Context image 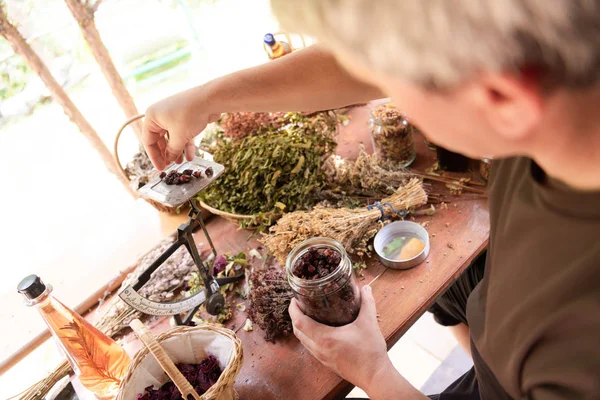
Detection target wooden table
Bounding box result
[74,105,490,399]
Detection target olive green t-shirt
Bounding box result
[466,157,600,399]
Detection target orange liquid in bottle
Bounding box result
[19,276,130,399]
[39,298,130,398]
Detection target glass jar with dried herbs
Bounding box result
[369,104,417,167]
[286,238,361,326]
[480,158,492,183]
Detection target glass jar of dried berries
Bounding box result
[286,237,361,326]
[369,104,417,167]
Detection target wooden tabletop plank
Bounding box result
[137,106,488,400]
[231,198,489,400]
[76,104,490,400]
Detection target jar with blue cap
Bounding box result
[264,33,291,60]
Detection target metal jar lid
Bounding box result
[374,221,430,269]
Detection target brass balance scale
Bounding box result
[118,157,244,325]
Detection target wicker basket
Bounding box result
[199,201,287,229]
[117,324,243,400]
[198,201,255,225]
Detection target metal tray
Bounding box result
[138,157,224,208]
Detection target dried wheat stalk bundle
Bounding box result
[321,146,414,197]
[262,178,427,264]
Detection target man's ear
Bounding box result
[471,73,543,140]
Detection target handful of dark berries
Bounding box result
[159,167,214,185]
[136,355,222,399]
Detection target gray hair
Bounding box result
[270,0,600,89]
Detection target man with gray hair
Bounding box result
[141,1,600,398]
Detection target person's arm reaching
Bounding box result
[364,362,426,400]
[142,44,384,170]
[289,286,427,400]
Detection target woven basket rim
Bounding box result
[198,201,284,230]
[198,201,255,221]
[118,324,243,399]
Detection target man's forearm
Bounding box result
[199,45,384,115]
[365,358,428,400]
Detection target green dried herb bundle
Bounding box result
[262,178,428,264]
[196,112,338,228]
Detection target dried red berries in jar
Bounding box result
[286,238,361,326]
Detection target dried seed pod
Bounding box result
[179,175,191,183]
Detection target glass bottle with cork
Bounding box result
[17,275,130,398]
[264,33,292,60]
